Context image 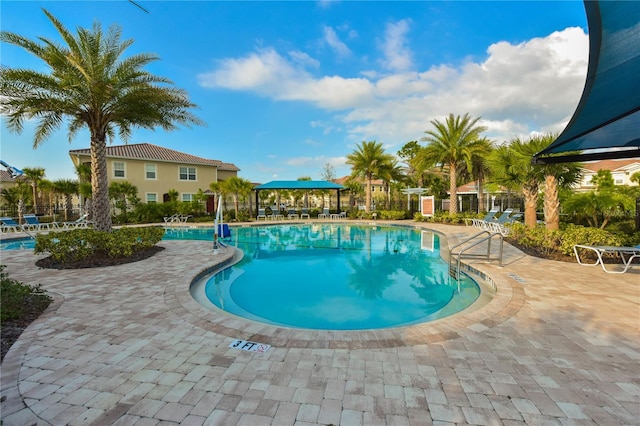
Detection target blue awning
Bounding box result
[533,1,640,164]
[254,180,345,190]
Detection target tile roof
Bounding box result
[581,158,640,172]
[0,170,16,182]
[69,143,239,171]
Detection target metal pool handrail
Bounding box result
[448,230,504,283]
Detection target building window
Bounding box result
[113,161,125,178]
[179,166,196,181]
[615,179,623,185]
[181,193,194,202]
[145,164,157,180]
[146,193,157,203]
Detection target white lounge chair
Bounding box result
[287,208,299,219]
[23,214,54,231]
[257,208,267,221]
[1,217,23,233]
[62,213,91,229]
[318,208,330,219]
[573,244,640,274]
[300,208,310,219]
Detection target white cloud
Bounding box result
[379,19,413,71]
[200,26,588,147]
[288,50,320,69]
[323,26,351,57]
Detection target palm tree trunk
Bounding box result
[477,173,485,213]
[522,186,538,228]
[543,174,560,231]
[449,164,458,215]
[365,175,372,212]
[90,135,113,232]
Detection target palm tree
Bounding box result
[109,181,139,219]
[538,135,582,230]
[0,10,202,232]
[346,141,395,212]
[222,176,253,221]
[420,113,488,215]
[378,158,406,209]
[53,179,79,221]
[21,167,46,214]
[75,164,92,217]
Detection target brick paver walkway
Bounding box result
[1,222,638,425]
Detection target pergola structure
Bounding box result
[254,180,346,213]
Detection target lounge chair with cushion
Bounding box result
[1,217,23,233]
[469,207,501,228]
[318,208,330,219]
[257,208,267,221]
[300,208,310,219]
[23,214,54,231]
[573,244,640,274]
[287,208,299,220]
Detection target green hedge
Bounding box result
[507,223,639,257]
[34,227,165,263]
[413,211,481,224]
[1,265,52,323]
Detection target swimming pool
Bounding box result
[182,224,480,330]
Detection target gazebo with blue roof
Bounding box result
[254,180,346,215]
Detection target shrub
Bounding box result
[377,210,409,220]
[1,265,52,323]
[34,227,165,263]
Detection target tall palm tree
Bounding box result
[537,134,583,230]
[346,141,395,212]
[222,176,253,221]
[0,9,202,232]
[378,158,406,209]
[488,137,547,227]
[420,113,488,215]
[53,179,79,221]
[21,167,46,214]
[75,163,92,217]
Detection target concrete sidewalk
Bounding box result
[1,222,638,425]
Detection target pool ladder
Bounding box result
[448,230,504,282]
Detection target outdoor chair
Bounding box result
[287,208,299,220]
[23,214,54,232]
[468,207,500,228]
[1,217,23,233]
[573,244,640,274]
[257,208,267,221]
[269,206,284,220]
[318,208,330,219]
[300,208,310,219]
[62,213,91,229]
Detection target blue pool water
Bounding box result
[179,224,480,330]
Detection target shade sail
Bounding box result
[254,180,345,190]
[533,0,640,164]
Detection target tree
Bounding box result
[109,181,139,220]
[346,141,394,212]
[222,176,253,221]
[378,158,406,209]
[420,113,488,215]
[53,179,79,221]
[75,163,92,217]
[21,167,46,214]
[1,9,202,232]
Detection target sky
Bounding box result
[1,0,589,184]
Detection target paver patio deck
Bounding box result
[1,222,638,425]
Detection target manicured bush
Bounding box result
[377,210,410,220]
[506,223,638,258]
[1,265,52,323]
[34,227,165,263]
[414,211,481,224]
